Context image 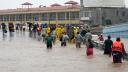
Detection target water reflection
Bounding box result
[2,34,7,41]
[9,32,14,41]
[46,47,53,52]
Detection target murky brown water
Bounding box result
[0,32,128,72]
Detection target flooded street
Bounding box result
[0,31,128,72]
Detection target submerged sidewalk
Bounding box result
[0,32,128,72]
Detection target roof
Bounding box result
[65,1,78,5]
[21,2,33,5]
[103,22,128,33]
[51,3,62,7]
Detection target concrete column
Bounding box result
[39,13,42,24]
[98,8,103,25]
[56,12,58,26]
[24,14,26,23]
[65,12,67,25]
[47,13,50,25]
[15,14,17,21]
[69,12,71,24]
[9,15,10,22]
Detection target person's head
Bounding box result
[116,37,120,41]
[77,32,79,34]
[48,33,51,36]
[1,23,5,25]
[88,39,91,42]
[88,30,90,32]
[63,32,66,35]
[108,35,111,39]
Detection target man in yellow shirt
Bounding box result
[46,26,51,34]
[56,26,61,39]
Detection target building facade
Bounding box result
[0,2,80,26]
[80,0,128,26]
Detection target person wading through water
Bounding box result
[103,35,113,57]
[112,37,127,63]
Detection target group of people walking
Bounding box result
[104,36,127,63]
[1,23,15,36]
[0,23,127,63]
[43,25,127,63]
[43,26,94,57]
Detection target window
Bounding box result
[26,14,32,21]
[58,12,65,20]
[19,15,22,21]
[116,11,119,16]
[0,16,3,21]
[33,14,39,21]
[16,14,22,21]
[70,12,79,20]
[16,15,19,21]
[49,13,56,20]
[122,11,125,16]
[3,16,6,21]
[66,12,69,20]
[84,11,91,17]
[10,15,15,21]
[42,13,48,21]
[3,15,9,21]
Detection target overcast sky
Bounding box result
[0,0,128,9]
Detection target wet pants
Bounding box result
[113,51,123,63]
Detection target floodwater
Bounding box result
[0,31,128,72]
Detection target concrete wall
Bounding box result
[82,0,125,7]
[80,7,128,26]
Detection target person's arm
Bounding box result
[111,40,113,48]
[121,43,127,56]
[104,40,106,45]
[67,35,69,40]
[80,35,84,41]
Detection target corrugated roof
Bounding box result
[65,1,78,5]
[21,2,33,5]
[51,3,62,7]
[103,23,128,33]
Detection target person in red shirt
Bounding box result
[98,34,104,41]
[37,26,42,40]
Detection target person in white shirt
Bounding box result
[61,32,69,47]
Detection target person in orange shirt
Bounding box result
[112,37,127,63]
